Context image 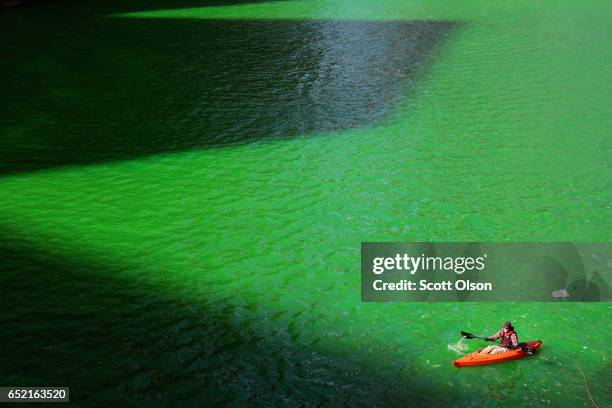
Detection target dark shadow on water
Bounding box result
[1,6,457,175]
[0,228,474,406]
[1,0,281,12]
[93,0,290,14]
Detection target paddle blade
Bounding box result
[461,331,476,339]
[517,342,535,355]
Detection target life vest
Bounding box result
[500,330,517,347]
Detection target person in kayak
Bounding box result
[479,321,518,355]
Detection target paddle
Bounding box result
[461,331,490,341]
[461,331,535,355]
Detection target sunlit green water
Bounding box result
[1,0,610,406]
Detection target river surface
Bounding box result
[1,1,610,406]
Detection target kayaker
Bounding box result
[479,321,518,355]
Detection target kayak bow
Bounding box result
[452,340,542,368]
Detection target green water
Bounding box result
[1,0,610,406]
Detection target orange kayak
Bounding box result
[452,340,542,368]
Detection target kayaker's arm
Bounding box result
[504,334,521,350]
[487,330,502,341]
